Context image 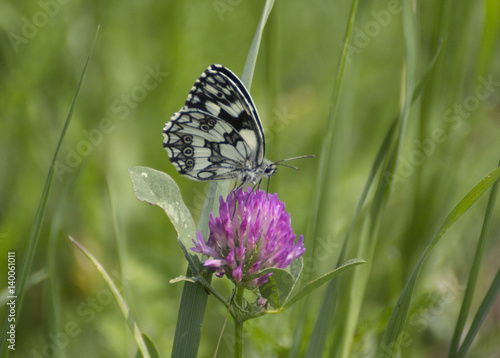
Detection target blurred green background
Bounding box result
[1,0,500,357]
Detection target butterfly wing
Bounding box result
[163,64,267,181]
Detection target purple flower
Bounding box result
[191,187,305,289]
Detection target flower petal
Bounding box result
[191,187,307,288]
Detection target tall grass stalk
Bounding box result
[68,237,152,358]
[0,27,99,357]
[456,266,500,357]
[332,2,418,357]
[449,160,500,357]
[378,166,500,357]
[299,1,360,356]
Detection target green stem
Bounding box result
[171,268,212,358]
[234,287,245,358]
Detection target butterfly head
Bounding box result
[263,161,277,178]
[243,155,315,184]
[239,160,276,184]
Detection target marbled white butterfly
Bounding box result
[162,64,311,185]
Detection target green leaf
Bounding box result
[259,275,280,308]
[290,257,303,282]
[285,259,365,309]
[135,334,161,358]
[377,166,500,358]
[128,166,197,260]
[69,237,151,358]
[259,257,305,309]
[129,167,233,356]
[259,268,295,308]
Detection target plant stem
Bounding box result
[234,287,245,358]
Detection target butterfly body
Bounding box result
[163,64,277,184]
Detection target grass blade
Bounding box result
[69,237,151,358]
[47,193,69,358]
[305,0,359,269]
[300,2,361,355]
[377,166,500,357]
[0,26,99,356]
[309,35,442,358]
[135,334,161,358]
[476,0,500,76]
[0,269,47,306]
[448,160,500,356]
[333,2,419,357]
[285,259,365,309]
[197,181,230,240]
[241,0,275,90]
[290,0,358,357]
[456,267,500,358]
[307,117,397,358]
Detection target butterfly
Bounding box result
[162,64,311,185]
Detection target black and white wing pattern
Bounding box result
[162,64,276,183]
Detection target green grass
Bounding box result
[1,1,500,357]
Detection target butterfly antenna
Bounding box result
[274,162,301,172]
[273,155,315,172]
[274,155,315,164]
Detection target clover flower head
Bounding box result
[191,187,305,289]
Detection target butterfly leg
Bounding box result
[231,181,240,218]
[231,181,258,217]
[264,178,271,198]
[243,182,259,207]
[233,179,246,194]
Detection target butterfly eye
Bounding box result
[265,165,276,174]
[183,147,194,156]
[217,91,223,98]
[200,124,210,131]
[183,135,193,144]
[207,119,216,126]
